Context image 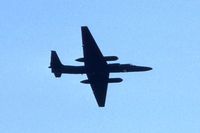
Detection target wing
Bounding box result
[81,26,109,107]
[81,26,107,69]
[88,73,109,107]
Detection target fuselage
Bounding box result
[54,63,152,74]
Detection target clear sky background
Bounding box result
[1,0,200,133]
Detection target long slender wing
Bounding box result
[88,73,109,107]
[81,26,107,69]
[81,26,109,107]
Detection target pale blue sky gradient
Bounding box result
[1,0,200,133]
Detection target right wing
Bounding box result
[88,73,109,107]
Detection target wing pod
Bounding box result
[76,56,118,62]
[104,56,118,61]
[80,79,90,84]
[75,58,84,62]
[108,78,123,83]
[81,78,123,84]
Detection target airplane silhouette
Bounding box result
[49,26,152,107]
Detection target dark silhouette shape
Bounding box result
[49,26,152,107]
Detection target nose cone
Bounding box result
[145,67,152,71]
[142,66,152,71]
[132,65,153,72]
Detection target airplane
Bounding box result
[49,26,152,107]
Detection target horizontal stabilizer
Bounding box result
[54,73,62,78]
[81,78,123,84]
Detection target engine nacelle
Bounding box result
[76,56,118,62]
[80,78,123,84]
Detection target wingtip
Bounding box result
[98,103,105,107]
[81,26,88,28]
[81,26,89,31]
[51,50,56,53]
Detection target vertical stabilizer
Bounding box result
[49,51,63,77]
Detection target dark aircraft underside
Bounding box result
[49,26,152,107]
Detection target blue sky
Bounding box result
[1,0,200,133]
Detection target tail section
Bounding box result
[49,51,63,77]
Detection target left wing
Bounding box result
[81,26,107,70]
[81,26,109,107]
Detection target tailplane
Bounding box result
[49,51,63,77]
